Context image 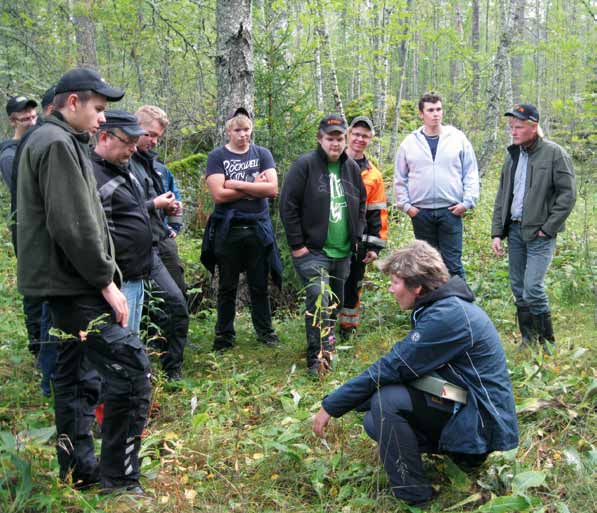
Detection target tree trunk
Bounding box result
[471,0,480,104]
[510,0,525,102]
[373,4,391,162]
[389,41,410,161]
[449,3,464,105]
[389,0,412,160]
[72,0,98,69]
[215,0,254,144]
[478,0,517,176]
[314,42,324,111]
[315,1,345,117]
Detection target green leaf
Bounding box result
[476,495,535,512]
[511,471,546,495]
[192,412,209,428]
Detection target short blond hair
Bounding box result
[225,112,252,132]
[135,105,169,129]
[377,241,449,294]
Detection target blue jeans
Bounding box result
[507,223,556,315]
[292,251,350,365]
[411,207,465,279]
[121,280,144,335]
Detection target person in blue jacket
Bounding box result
[313,240,518,506]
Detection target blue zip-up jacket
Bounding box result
[322,277,519,454]
[394,125,479,212]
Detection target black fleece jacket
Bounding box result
[279,145,366,252]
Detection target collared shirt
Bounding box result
[510,148,528,220]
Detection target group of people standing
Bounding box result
[3,68,189,494]
[2,65,575,503]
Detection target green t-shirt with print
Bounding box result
[323,161,350,258]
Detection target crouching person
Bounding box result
[313,241,518,506]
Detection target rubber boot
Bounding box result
[516,306,535,345]
[536,311,555,345]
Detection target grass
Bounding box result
[0,165,595,513]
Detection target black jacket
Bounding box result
[279,145,366,252]
[92,152,153,281]
[130,150,169,244]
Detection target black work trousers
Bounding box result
[146,248,189,377]
[48,294,151,487]
[363,385,488,504]
[158,236,187,296]
[214,225,274,342]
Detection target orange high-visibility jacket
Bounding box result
[361,160,388,252]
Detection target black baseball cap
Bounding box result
[100,110,147,136]
[41,86,56,109]
[504,104,539,122]
[319,114,347,134]
[349,115,374,132]
[55,68,124,101]
[227,107,251,120]
[6,96,38,116]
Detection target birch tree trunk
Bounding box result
[389,41,409,160]
[215,0,254,144]
[72,0,98,69]
[389,0,412,160]
[471,0,480,104]
[373,4,391,162]
[449,3,464,104]
[315,43,324,111]
[478,0,517,176]
[510,0,525,102]
[315,1,345,117]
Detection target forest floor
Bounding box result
[0,168,595,513]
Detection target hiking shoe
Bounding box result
[100,478,147,496]
[212,337,235,352]
[258,333,280,347]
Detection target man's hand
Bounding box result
[101,282,129,328]
[448,203,467,216]
[492,237,505,257]
[537,229,547,237]
[153,191,175,210]
[165,199,183,216]
[292,247,309,258]
[362,250,378,264]
[313,407,331,438]
[407,206,420,218]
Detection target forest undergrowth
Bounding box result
[0,166,595,513]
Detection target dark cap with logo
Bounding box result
[6,96,38,116]
[100,110,147,137]
[227,107,251,120]
[319,114,347,134]
[55,68,124,102]
[504,104,539,122]
[41,86,56,109]
[349,115,374,132]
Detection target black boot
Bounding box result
[516,306,535,344]
[536,312,555,344]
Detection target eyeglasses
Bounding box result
[108,131,138,147]
[350,132,371,140]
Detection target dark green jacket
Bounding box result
[491,137,576,242]
[17,112,119,296]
